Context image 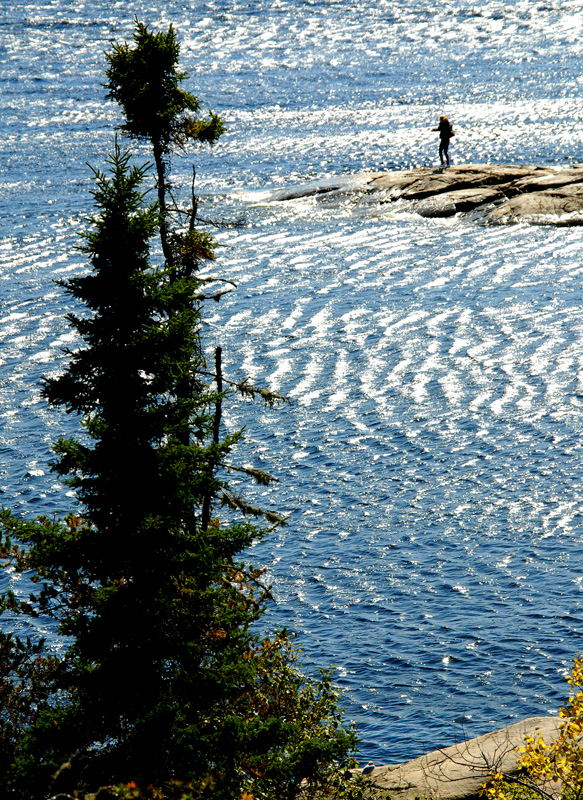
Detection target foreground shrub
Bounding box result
[485,656,583,800]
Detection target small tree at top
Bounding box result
[105,20,224,268]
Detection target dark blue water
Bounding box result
[3,0,583,766]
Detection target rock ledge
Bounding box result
[367,164,583,225]
[363,716,561,800]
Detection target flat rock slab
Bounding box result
[487,186,583,225]
[366,164,583,225]
[370,164,551,201]
[414,187,505,218]
[363,716,562,800]
[262,165,583,225]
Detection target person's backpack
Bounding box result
[449,123,455,137]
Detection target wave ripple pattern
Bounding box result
[211,210,583,763]
[3,0,583,765]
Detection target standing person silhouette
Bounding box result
[432,115,454,166]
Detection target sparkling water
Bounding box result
[3,0,583,764]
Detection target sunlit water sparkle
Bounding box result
[3,0,583,764]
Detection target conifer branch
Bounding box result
[219,491,287,526]
[194,214,247,229]
[201,347,223,532]
[196,371,290,406]
[189,165,198,231]
[171,208,247,230]
[234,380,290,406]
[224,565,274,603]
[223,464,279,486]
[194,288,233,302]
[197,276,237,288]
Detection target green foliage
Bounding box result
[105,20,225,153]
[105,19,225,269]
[0,19,360,800]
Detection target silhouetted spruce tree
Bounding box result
[0,20,361,800]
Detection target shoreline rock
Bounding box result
[363,716,561,800]
[366,164,583,225]
[262,164,583,225]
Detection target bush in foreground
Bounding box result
[485,657,583,800]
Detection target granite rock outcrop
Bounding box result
[367,164,583,225]
[362,716,561,800]
[264,164,583,225]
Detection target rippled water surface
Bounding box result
[3,0,583,765]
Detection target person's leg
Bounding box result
[443,139,450,166]
[439,142,445,165]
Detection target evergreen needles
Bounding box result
[0,20,361,800]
